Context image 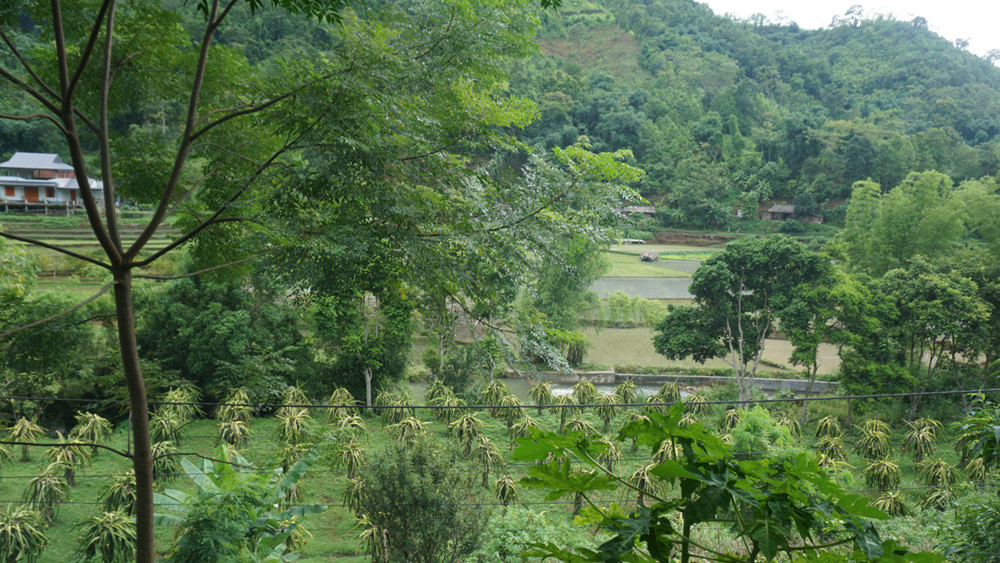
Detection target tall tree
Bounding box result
[0,1,574,559]
[653,236,830,404]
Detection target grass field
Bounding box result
[602,251,691,277]
[1,387,966,560]
[608,244,721,261]
[582,326,842,375]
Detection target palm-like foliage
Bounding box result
[99,470,137,516]
[480,381,512,407]
[854,427,892,461]
[380,395,414,425]
[571,381,598,405]
[495,394,524,426]
[343,479,364,517]
[75,510,136,563]
[597,436,623,472]
[776,413,801,439]
[276,407,311,446]
[0,445,11,466]
[815,435,848,462]
[529,382,554,415]
[42,432,91,487]
[159,385,202,425]
[873,491,910,517]
[863,459,902,491]
[337,415,368,438]
[326,387,359,423]
[358,515,386,562]
[389,417,427,443]
[428,387,464,425]
[424,380,449,404]
[860,419,891,436]
[653,440,682,463]
[564,417,597,436]
[920,488,952,511]
[493,474,520,513]
[613,379,640,405]
[0,505,48,562]
[594,393,620,432]
[627,463,661,505]
[902,419,940,463]
[814,416,841,438]
[218,419,251,448]
[683,392,711,417]
[151,441,180,484]
[214,389,253,424]
[507,415,539,449]
[23,464,68,522]
[963,456,990,484]
[553,394,578,434]
[717,408,742,432]
[471,436,503,488]
[655,382,681,404]
[70,412,113,456]
[6,417,44,460]
[278,386,310,416]
[917,458,960,487]
[449,413,485,456]
[338,440,365,480]
[149,412,183,445]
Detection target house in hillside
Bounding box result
[762,203,824,224]
[620,205,656,217]
[0,152,105,205]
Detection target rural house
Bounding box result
[762,203,824,224]
[0,152,105,207]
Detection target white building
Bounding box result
[0,152,105,205]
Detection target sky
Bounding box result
[699,0,1000,60]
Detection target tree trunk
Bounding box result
[364,366,373,409]
[113,271,155,563]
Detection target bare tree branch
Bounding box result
[99,1,124,253]
[0,282,115,340]
[133,253,266,280]
[0,231,111,268]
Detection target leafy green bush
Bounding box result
[728,406,794,460]
[356,438,490,562]
[938,490,1000,562]
[155,446,323,563]
[468,507,595,562]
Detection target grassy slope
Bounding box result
[3,395,962,560]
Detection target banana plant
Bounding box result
[154,446,326,562]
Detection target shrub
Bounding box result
[728,406,794,460]
[938,490,1000,561]
[356,439,490,562]
[467,507,594,562]
[0,505,48,562]
[74,510,135,563]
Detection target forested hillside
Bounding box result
[508,0,1000,228]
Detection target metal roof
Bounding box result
[767,204,795,214]
[0,152,74,171]
[0,175,55,187]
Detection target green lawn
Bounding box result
[609,244,720,261]
[582,326,842,375]
[602,251,691,277]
